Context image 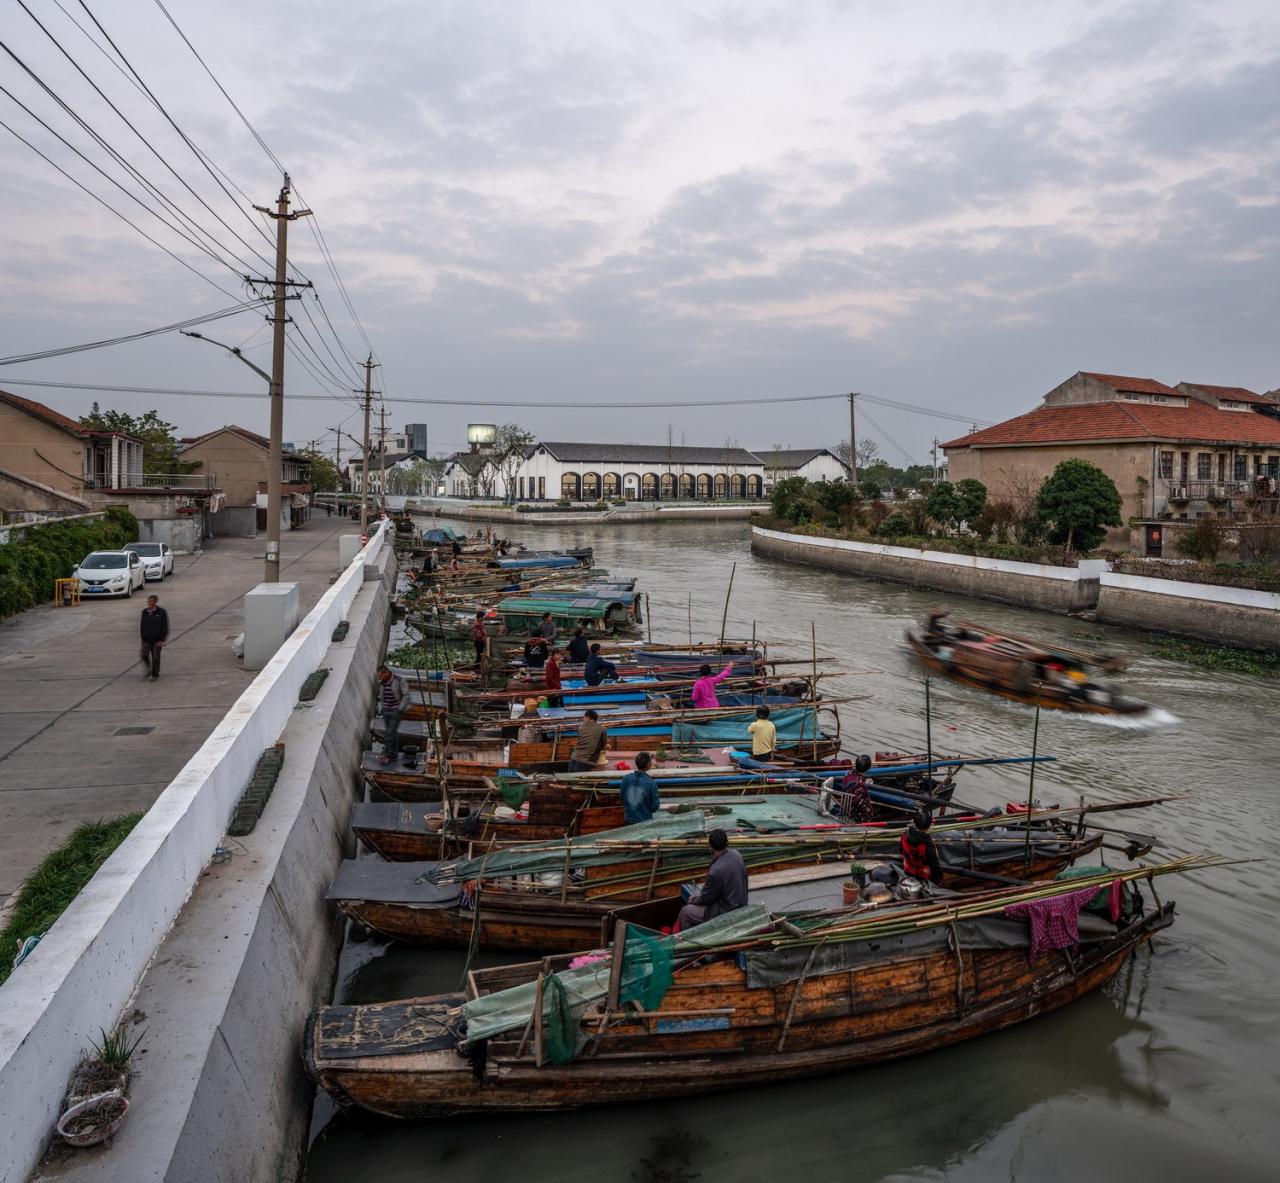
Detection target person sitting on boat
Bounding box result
[747,706,777,758]
[677,828,748,930]
[567,626,591,664]
[568,708,607,772]
[523,630,548,670]
[924,610,949,640]
[537,612,557,643]
[516,698,542,744]
[691,662,734,709]
[544,646,563,708]
[901,810,944,883]
[839,754,876,823]
[619,751,661,823]
[584,643,618,686]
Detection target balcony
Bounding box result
[1159,477,1277,517]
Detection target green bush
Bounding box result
[0,507,139,618]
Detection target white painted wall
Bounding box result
[0,524,392,1183]
[510,446,766,501]
[1100,570,1280,610]
[795,453,849,483]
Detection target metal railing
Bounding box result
[139,472,217,489]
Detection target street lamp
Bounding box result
[181,330,280,576]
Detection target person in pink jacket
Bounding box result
[690,662,733,709]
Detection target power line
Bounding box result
[857,403,917,467]
[0,301,267,366]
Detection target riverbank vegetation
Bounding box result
[760,460,1124,565]
[385,640,474,670]
[0,506,139,619]
[0,814,143,986]
[1149,637,1280,677]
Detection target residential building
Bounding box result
[942,371,1280,554]
[758,447,850,490]
[180,425,311,533]
[0,390,217,542]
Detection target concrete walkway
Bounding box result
[0,515,356,913]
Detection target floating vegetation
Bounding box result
[385,641,473,670]
[1150,637,1280,678]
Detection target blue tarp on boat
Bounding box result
[422,527,460,544]
[495,555,581,570]
[672,707,820,746]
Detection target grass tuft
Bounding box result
[0,813,143,986]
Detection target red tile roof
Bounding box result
[0,388,88,436]
[1079,372,1181,397]
[942,400,1280,450]
[1179,382,1274,406]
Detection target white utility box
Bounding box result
[243,581,300,670]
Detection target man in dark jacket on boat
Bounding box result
[678,829,748,930]
[584,643,618,686]
[567,626,591,664]
[901,810,944,883]
[568,708,606,771]
[619,751,661,823]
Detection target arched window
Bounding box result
[561,472,580,500]
[713,473,728,499]
[747,474,763,498]
[730,474,746,498]
[679,473,695,498]
[642,473,659,499]
[602,472,621,498]
[581,471,601,499]
[622,472,640,501]
[696,473,711,499]
[660,473,676,499]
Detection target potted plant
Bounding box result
[58,1026,144,1147]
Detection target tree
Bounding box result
[490,423,535,502]
[835,438,879,471]
[953,478,987,526]
[858,478,883,502]
[79,405,194,476]
[303,451,340,492]
[1034,459,1123,554]
[770,476,813,523]
[925,481,959,534]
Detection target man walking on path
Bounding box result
[139,594,169,681]
[376,665,411,764]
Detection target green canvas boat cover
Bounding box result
[462,905,772,1047]
[672,706,821,746]
[498,596,613,621]
[425,797,836,884]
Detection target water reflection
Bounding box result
[307,519,1280,1181]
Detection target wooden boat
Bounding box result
[327,806,1108,952]
[906,615,1152,716]
[306,859,1212,1117]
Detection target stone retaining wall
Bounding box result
[1096,572,1280,651]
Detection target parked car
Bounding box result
[73,550,146,598]
[124,541,174,581]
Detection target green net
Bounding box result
[619,926,674,1012]
[541,974,584,1065]
[1054,865,1137,918]
[496,776,529,808]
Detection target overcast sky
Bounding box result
[1,0,1277,465]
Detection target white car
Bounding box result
[124,541,174,581]
[74,550,146,598]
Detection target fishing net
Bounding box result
[541,974,584,1065]
[618,925,674,1012]
[496,775,529,808]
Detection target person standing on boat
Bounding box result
[747,706,776,758]
[537,612,557,643]
[901,810,944,883]
[567,626,591,664]
[584,643,618,686]
[523,630,548,670]
[544,646,563,707]
[677,829,748,930]
[376,665,411,765]
[691,662,733,709]
[568,708,607,772]
[471,611,488,664]
[838,754,876,822]
[619,751,661,823]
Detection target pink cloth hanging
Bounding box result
[1004,880,1122,962]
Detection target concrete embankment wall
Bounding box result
[405,497,757,526]
[751,526,1094,613]
[0,525,393,1183]
[1096,571,1280,651]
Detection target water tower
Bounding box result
[467,423,497,454]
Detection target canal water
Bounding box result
[307,519,1280,1182]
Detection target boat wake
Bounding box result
[1089,707,1180,732]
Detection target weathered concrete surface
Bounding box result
[1096,576,1280,651]
[0,516,353,915]
[751,526,1089,613]
[28,544,393,1183]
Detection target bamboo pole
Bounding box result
[718,562,736,656]
[687,593,693,651]
[1023,693,1042,870]
[811,621,819,761]
[924,676,933,773]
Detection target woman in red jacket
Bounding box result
[543,646,563,708]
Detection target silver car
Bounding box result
[124,541,174,581]
[74,550,146,598]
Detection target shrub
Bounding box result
[1034,459,1122,555]
[1174,517,1229,562]
[0,507,139,619]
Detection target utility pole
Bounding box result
[358,355,378,540]
[253,175,310,581]
[378,403,388,508]
[848,392,859,485]
[931,438,939,481]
